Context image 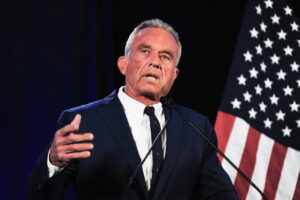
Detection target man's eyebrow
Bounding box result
[137,43,152,50]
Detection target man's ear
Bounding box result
[173,67,179,81]
[117,56,128,75]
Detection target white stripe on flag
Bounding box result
[275,147,300,200]
[222,117,249,183]
[246,133,274,200]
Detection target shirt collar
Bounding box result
[117,86,163,117]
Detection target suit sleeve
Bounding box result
[194,117,238,200]
[25,111,78,200]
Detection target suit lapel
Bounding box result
[152,106,184,198]
[97,91,149,198]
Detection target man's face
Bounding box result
[118,27,179,103]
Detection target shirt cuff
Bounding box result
[47,149,64,178]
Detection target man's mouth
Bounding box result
[144,73,159,80]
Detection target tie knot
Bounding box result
[144,106,155,116]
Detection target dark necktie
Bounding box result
[144,106,163,189]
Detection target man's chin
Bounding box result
[138,86,165,101]
[142,92,157,101]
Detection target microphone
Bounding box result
[160,97,268,200]
[122,104,173,199]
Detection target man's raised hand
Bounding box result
[49,114,94,167]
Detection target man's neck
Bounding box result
[123,88,160,106]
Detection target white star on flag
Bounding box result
[250,28,259,38]
[256,5,262,15]
[297,79,300,87]
[270,94,279,105]
[282,126,291,137]
[243,51,253,62]
[255,84,263,95]
[296,118,300,128]
[260,22,267,32]
[291,21,299,31]
[277,30,287,40]
[284,6,292,15]
[259,101,267,112]
[276,110,286,121]
[289,101,299,112]
[283,85,293,96]
[249,67,258,78]
[264,78,273,88]
[283,45,293,56]
[260,62,267,72]
[243,91,252,102]
[255,45,263,55]
[276,69,286,80]
[264,117,273,128]
[264,0,273,9]
[270,54,280,64]
[271,14,280,24]
[264,38,273,48]
[231,98,241,109]
[237,74,247,85]
[248,108,257,119]
[290,61,299,72]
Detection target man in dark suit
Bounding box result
[26,19,238,199]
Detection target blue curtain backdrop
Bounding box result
[6,0,300,199]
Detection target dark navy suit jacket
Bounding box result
[26,90,238,200]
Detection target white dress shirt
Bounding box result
[47,87,166,191]
[118,86,166,190]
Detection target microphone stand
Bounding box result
[160,97,268,200]
[122,106,173,200]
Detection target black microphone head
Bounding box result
[160,97,175,108]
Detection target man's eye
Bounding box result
[160,55,169,60]
[141,50,149,54]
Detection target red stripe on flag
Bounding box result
[233,126,261,200]
[293,172,300,200]
[263,142,288,200]
[214,111,236,162]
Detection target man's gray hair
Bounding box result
[124,19,182,66]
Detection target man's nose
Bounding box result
[149,53,161,69]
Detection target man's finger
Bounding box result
[71,114,81,129]
[56,124,77,136]
[65,133,94,144]
[55,132,93,147]
[63,151,92,161]
[63,143,94,153]
[57,114,82,136]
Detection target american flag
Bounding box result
[214,0,300,199]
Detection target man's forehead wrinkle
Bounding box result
[137,43,152,49]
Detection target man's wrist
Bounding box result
[47,149,64,178]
